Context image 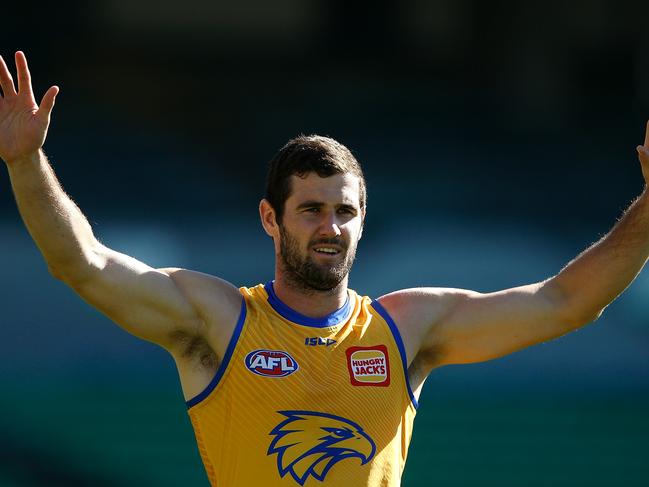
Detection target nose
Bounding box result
[318,212,342,237]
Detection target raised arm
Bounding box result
[0,52,240,354]
[381,123,649,373]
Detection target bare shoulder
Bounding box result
[376,287,476,365]
[157,268,243,401]
[159,268,243,357]
[161,268,242,312]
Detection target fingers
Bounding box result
[14,51,32,96]
[644,120,649,148]
[0,54,17,97]
[38,85,59,121]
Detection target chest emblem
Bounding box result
[268,410,376,485]
[245,349,299,378]
[346,345,390,387]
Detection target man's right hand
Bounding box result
[0,51,58,165]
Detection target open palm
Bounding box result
[0,51,58,164]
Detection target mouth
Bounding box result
[311,245,343,256]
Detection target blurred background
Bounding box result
[1,0,648,485]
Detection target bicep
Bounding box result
[69,244,203,349]
[432,280,574,365]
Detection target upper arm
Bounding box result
[64,243,240,352]
[431,280,576,365]
[381,278,585,369]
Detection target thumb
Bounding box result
[637,145,649,181]
[37,85,59,121]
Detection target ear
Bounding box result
[358,211,365,241]
[259,199,279,238]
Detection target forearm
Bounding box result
[551,188,649,322]
[6,149,100,281]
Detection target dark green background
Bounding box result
[1,0,648,485]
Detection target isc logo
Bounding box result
[305,337,337,347]
[245,350,299,378]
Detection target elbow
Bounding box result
[542,278,605,329]
[47,262,89,286]
[579,307,605,325]
[558,302,606,329]
[47,245,105,285]
[48,264,66,281]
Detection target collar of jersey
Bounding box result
[264,281,352,328]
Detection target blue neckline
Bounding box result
[264,281,351,328]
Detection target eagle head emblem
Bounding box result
[268,410,376,485]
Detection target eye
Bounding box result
[305,207,320,213]
[322,427,352,438]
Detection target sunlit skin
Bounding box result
[260,172,364,318]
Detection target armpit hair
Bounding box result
[169,330,218,370]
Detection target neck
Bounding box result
[271,273,350,319]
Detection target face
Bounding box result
[263,172,364,292]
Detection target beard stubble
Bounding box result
[278,224,357,292]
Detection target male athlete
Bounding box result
[2,51,648,486]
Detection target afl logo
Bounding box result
[245,349,299,378]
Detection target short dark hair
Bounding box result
[265,135,367,223]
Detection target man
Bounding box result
[1,51,648,486]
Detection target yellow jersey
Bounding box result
[187,282,418,486]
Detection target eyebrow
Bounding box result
[295,200,325,210]
[295,201,358,212]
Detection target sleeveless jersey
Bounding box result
[186,282,419,486]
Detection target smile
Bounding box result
[313,247,341,255]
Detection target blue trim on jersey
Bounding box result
[264,281,351,328]
[370,299,419,409]
[186,296,247,409]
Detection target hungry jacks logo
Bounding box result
[346,345,390,387]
